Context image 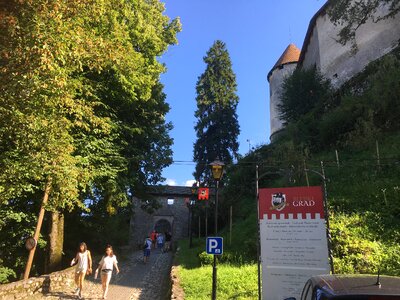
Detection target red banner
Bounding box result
[259,186,324,220]
[198,187,209,200]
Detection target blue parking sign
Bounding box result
[206,237,223,255]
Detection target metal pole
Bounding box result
[199,216,201,239]
[376,140,381,170]
[206,203,208,237]
[187,204,191,236]
[304,159,310,187]
[215,181,219,235]
[229,206,232,246]
[335,150,340,169]
[320,161,335,274]
[256,165,262,300]
[189,206,193,248]
[212,254,217,299]
[212,180,219,300]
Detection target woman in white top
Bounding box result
[70,242,92,299]
[95,245,120,300]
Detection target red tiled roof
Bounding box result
[267,44,301,81]
[273,44,301,69]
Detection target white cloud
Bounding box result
[165,178,177,186]
[184,180,197,187]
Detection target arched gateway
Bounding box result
[129,186,193,249]
[154,218,172,233]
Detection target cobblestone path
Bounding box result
[38,248,174,300]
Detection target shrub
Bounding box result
[198,251,213,266]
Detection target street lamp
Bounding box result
[210,158,224,300]
[187,197,196,248]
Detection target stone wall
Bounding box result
[301,1,400,88]
[130,188,191,249]
[269,62,297,139]
[0,267,75,300]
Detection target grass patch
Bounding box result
[176,239,258,299]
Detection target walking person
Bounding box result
[164,231,172,252]
[95,245,119,300]
[143,236,152,264]
[157,232,164,252]
[150,230,157,249]
[70,242,92,299]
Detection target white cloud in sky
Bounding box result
[165,178,177,186]
[184,179,197,187]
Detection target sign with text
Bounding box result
[206,237,223,255]
[259,186,330,300]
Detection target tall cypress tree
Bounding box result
[193,40,240,184]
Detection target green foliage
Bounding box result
[331,212,400,275]
[279,47,400,150]
[0,266,16,284]
[193,40,240,184]
[176,239,258,300]
[0,200,47,281]
[0,0,180,279]
[278,67,333,123]
[198,251,213,266]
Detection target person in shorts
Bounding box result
[70,242,92,299]
[95,245,119,300]
[157,232,164,251]
[143,236,152,263]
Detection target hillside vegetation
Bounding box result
[176,47,400,299]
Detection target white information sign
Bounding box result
[259,186,330,300]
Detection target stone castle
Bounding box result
[268,0,400,141]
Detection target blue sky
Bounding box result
[159,0,325,186]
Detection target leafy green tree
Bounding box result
[278,67,333,124]
[0,0,180,281]
[328,0,400,50]
[193,40,240,184]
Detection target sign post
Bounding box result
[206,237,223,255]
[259,186,330,300]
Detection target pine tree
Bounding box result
[193,40,240,184]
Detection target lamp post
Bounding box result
[210,158,224,300]
[187,198,196,248]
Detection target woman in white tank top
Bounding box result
[70,242,92,299]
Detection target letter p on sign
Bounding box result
[206,237,223,255]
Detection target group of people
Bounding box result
[70,230,172,299]
[71,243,119,300]
[143,230,172,263]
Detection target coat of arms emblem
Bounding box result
[271,192,286,211]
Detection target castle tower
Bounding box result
[268,44,301,141]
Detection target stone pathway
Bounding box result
[38,248,174,300]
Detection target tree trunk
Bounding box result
[47,211,64,273]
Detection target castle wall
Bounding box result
[130,195,189,249]
[301,23,320,71]
[302,2,400,87]
[269,63,297,139]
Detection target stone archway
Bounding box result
[154,218,172,234]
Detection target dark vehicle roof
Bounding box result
[309,274,400,297]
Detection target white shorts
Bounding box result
[76,267,87,274]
